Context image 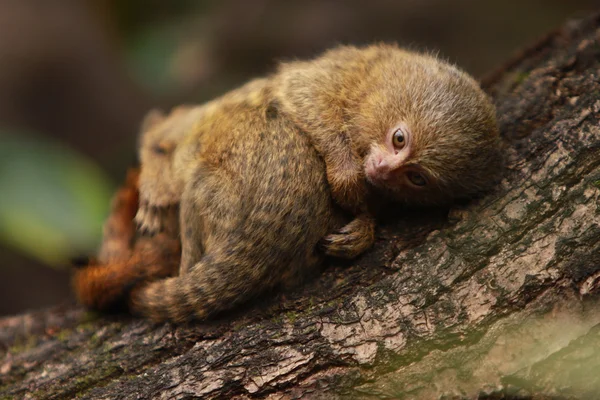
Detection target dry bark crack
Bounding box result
[2,12,600,400]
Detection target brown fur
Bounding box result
[74,44,500,323]
[77,81,341,323]
[73,169,181,311]
[274,44,500,256]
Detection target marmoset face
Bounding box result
[364,122,429,190]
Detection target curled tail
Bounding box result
[129,257,272,323]
[73,261,145,311]
[73,247,180,312]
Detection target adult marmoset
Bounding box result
[73,44,501,323]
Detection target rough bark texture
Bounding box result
[2,13,600,400]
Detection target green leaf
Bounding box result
[0,131,114,267]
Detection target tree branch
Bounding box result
[2,12,600,400]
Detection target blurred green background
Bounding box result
[0,0,596,316]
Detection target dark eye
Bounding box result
[407,171,427,187]
[392,128,406,149]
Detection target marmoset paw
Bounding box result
[135,202,179,237]
[322,215,375,259]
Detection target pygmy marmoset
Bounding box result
[74,44,501,323]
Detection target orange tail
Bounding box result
[72,167,181,312]
[73,245,180,311]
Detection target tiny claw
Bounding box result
[135,204,148,227]
[138,224,150,237]
[322,235,334,243]
[148,207,160,233]
[321,215,376,259]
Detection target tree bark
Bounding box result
[2,12,600,400]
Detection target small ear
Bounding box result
[140,109,166,133]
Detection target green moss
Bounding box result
[285,311,298,324]
[31,363,124,399]
[55,328,73,342]
[78,311,102,325]
[514,71,530,85]
[8,335,37,354]
[232,320,248,331]
[592,179,600,189]
[76,321,96,333]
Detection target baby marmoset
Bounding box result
[74,44,500,323]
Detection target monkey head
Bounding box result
[355,48,502,206]
[275,45,501,207]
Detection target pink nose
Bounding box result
[374,159,393,180]
[376,158,391,172]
